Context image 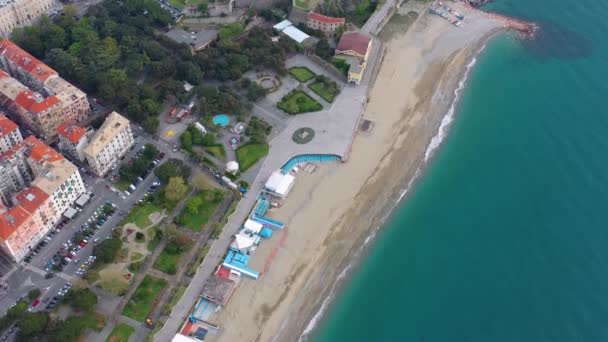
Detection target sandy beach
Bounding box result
[207,2,504,341]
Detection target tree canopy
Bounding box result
[165,177,188,203]
[155,159,191,183]
[18,312,49,339]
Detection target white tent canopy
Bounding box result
[234,233,256,250]
[226,161,239,173]
[244,219,263,233]
[282,26,310,43]
[273,19,310,44]
[273,19,293,31]
[265,170,295,198]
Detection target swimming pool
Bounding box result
[213,114,230,127]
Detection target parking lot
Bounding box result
[0,131,170,316]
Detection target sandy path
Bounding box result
[209,3,503,342]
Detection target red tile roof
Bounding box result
[336,32,371,57]
[0,206,31,240]
[56,122,86,144]
[24,136,63,163]
[14,187,49,214]
[0,113,18,137]
[0,39,57,83]
[14,91,60,113]
[308,12,345,24]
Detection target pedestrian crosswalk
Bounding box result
[21,276,34,288]
[0,266,17,282]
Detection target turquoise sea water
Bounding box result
[313,0,608,341]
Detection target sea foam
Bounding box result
[424,46,484,162]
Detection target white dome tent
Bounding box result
[226,161,239,173]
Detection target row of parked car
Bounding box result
[45,202,117,273]
[124,150,165,197]
[22,217,72,264]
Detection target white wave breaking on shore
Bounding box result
[424,45,486,162]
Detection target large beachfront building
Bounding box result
[0,119,84,261]
[0,39,90,139]
[0,0,59,36]
[307,12,345,37]
[335,32,372,85]
[83,111,134,176]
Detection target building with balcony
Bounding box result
[0,0,60,36]
[0,112,22,154]
[0,39,89,139]
[57,121,90,162]
[0,131,84,261]
[83,112,134,176]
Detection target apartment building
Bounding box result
[307,12,345,36]
[83,112,134,176]
[0,204,40,261]
[57,122,89,162]
[14,185,56,230]
[0,131,84,261]
[0,39,89,139]
[31,158,84,224]
[0,113,22,154]
[0,0,59,36]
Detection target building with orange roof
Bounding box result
[0,130,84,261]
[23,135,64,177]
[307,12,345,36]
[0,112,22,154]
[0,39,90,139]
[57,122,91,162]
[13,186,56,235]
[335,31,372,85]
[0,205,40,261]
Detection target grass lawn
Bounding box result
[153,250,181,275]
[333,58,350,76]
[219,23,244,40]
[106,323,135,342]
[122,202,162,228]
[294,0,309,9]
[277,90,323,114]
[154,239,193,274]
[177,190,225,231]
[147,227,161,252]
[82,312,106,332]
[289,67,316,82]
[167,0,186,9]
[114,179,131,192]
[236,143,269,172]
[205,144,226,159]
[309,81,340,103]
[122,275,168,322]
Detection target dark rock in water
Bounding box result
[467,0,493,6]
